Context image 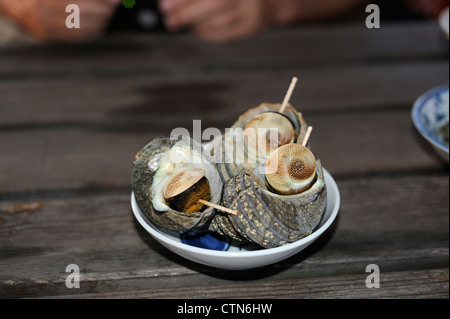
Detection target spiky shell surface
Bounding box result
[132,136,223,231]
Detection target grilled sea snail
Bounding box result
[132,77,328,249]
[132,136,223,231]
[209,144,326,249]
[208,103,309,184]
[242,77,299,160]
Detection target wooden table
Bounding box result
[0,19,448,300]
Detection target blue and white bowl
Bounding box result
[412,85,449,162]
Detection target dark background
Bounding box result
[107,0,431,34]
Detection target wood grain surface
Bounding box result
[0,20,448,299]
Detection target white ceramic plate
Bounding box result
[412,84,449,162]
[131,168,340,270]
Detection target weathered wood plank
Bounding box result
[0,129,159,194]
[0,21,448,300]
[0,173,447,298]
[0,108,445,194]
[0,61,447,126]
[0,22,446,80]
[50,268,449,299]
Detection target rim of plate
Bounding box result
[412,84,449,154]
[131,168,340,259]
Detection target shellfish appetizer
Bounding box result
[209,143,327,249]
[132,77,328,250]
[132,136,223,231]
[207,102,310,184]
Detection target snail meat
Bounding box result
[164,168,211,213]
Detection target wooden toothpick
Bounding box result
[279,77,298,114]
[198,199,239,216]
[302,126,313,146]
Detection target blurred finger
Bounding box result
[163,0,237,30]
[102,0,122,5]
[193,10,241,42]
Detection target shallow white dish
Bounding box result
[412,84,449,162]
[131,168,340,270]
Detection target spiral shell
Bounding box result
[132,136,223,231]
[207,103,309,184]
[209,160,327,249]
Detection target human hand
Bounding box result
[160,0,273,42]
[0,0,121,42]
[403,0,449,19]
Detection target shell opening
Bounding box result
[150,139,222,214]
[164,169,211,213]
[243,112,295,160]
[265,143,317,195]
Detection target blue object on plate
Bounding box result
[181,230,231,251]
[412,84,449,162]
